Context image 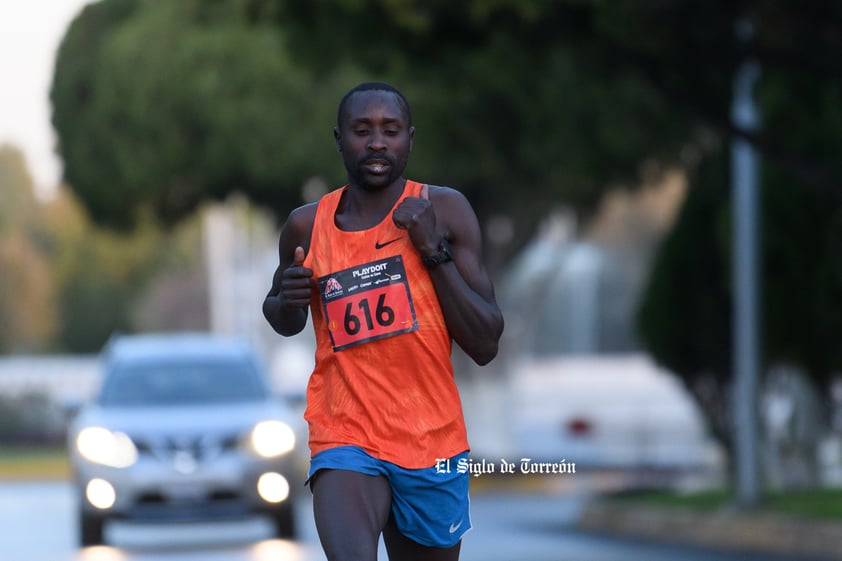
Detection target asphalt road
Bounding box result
[0,480,814,561]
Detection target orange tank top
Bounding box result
[302,180,469,468]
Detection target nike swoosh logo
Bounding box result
[375,238,401,250]
[449,520,463,534]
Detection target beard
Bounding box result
[347,154,407,192]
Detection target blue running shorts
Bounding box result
[308,445,471,548]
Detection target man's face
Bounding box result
[335,90,415,191]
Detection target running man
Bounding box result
[263,82,504,561]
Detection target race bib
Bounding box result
[318,256,418,351]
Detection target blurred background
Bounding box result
[1,1,842,560]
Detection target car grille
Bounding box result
[131,432,240,474]
[128,495,251,522]
[137,490,240,504]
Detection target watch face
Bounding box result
[423,240,453,267]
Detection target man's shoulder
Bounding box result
[424,184,465,200]
[286,202,319,232]
[291,200,319,217]
[423,184,472,210]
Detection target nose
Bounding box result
[367,131,387,152]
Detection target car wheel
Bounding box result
[79,510,105,547]
[269,503,296,539]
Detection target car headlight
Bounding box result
[76,426,138,468]
[250,420,295,458]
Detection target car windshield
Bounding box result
[99,359,267,406]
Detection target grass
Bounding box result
[764,488,842,520]
[469,472,560,494]
[0,445,69,480]
[607,487,842,521]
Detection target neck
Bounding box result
[337,178,407,231]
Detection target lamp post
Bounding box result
[731,20,762,508]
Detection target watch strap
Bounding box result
[421,239,453,268]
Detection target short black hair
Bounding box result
[337,82,412,128]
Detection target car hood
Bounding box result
[71,400,300,439]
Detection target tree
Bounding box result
[40,188,209,352]
[636,154,734,449]
[52,0,697,245]
[0,145,57,351]
[264,0,842,251]
[53,1,842,253]
[0,233,57,352]
[0,145,40,234]
[636,17,842,476]
[51,0,349,229]
[0,141,210,353]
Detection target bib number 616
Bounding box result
[344,293,395,335]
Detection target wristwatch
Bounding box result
[422,239,454,268]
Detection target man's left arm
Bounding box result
[396,186,504,365]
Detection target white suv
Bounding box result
[67,333,304,546]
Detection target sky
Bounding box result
[0,0,94,199]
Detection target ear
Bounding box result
[334,127,342,151]
[408,126,416,152]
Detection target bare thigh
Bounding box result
[311,469,392,561]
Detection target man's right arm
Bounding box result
[262,204,317,336]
